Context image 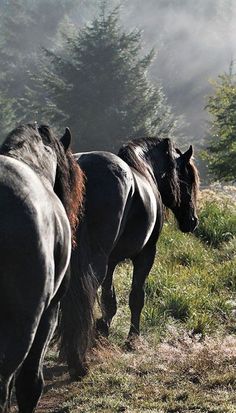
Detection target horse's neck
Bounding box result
[9,147,56,187]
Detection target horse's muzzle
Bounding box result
[179,215,199,233]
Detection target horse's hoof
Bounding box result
[124,334,140,351]
[123,340,135,352]
[96,318,109,338]
[123,339,136,352]
[69,364,88,381]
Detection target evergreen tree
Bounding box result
[23,6,178,151]
[204,65,236,181]
[0,0,77,135]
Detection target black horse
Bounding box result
[0,124,84,413]
[59,137,199,380]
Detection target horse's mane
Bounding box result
[0,124,84,243]
[118,137,179,205]
[118,137,201,210]
[0,124,53,172]
[119,137,171,181]
[38,125,85,244]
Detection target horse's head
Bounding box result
[149,139,199,233]
[171,145,199,233]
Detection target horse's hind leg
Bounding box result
[96,262,117,337]
[15,303,58,413]
[128,243,156,343]
[0,324,35,412]
[0,376,11,413]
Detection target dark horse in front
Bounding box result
[0,124,84,412]
[59,137,199,380]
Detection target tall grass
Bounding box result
[195,200,236,247]
[111,190,236,339]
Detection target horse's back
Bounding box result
[75,151,135,255]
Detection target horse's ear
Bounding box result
[182,145,193,163]
[175,148,182,156]
[60,127,71,152]
[162,138,172,154]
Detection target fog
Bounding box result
[73,0,236,145]
[2,0,236,149]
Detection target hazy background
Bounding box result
[72,0,236,145]
[1,0,235,155]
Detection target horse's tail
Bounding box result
[57,219,98,380]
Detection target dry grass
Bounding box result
[39,331,236,412]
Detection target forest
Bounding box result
[0,0,236,182]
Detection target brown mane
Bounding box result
[38,125,85,246]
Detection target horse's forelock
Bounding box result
[189,160,200,207]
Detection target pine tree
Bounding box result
[0,0,77,132]
[204,65,236,181]
[23,6,178,151]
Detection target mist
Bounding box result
[1,0,236,148]
[100,0,235,146]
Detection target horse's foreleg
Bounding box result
[15,303,59,413]
[96,262,117,337]
[128,243,156,341]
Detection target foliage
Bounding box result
[203,66,236,181]
[23,6,178,151]
[0,0,77,139]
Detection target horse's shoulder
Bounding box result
[131,168,162,207]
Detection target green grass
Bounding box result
[195,199,236,247]
[40,189,236,413]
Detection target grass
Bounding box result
[39,187,236,413]
[195,201,236,247]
